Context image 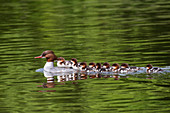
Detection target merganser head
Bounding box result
[35,50,54,58]
[103,62,110,69]
[89,62,96,68]
[34,50,57,62]
[71,58,78,65]
[96,63,101,70]
[121,63,129,68]
[146,64,152,69]
[80,62,87,69]
[44,53,57,62]
[112,63,120,69]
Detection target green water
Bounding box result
[0,0,170,112]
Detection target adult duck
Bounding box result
[35,50,77,73]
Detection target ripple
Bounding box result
[0,0,170,112]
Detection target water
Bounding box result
[0,0,170,112]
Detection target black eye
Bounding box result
[41,52,46,57]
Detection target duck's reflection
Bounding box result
[37,71,129,90]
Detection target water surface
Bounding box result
[0,0,170,112]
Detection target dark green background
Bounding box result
[0,0,170,112]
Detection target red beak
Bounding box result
[34,56,43,58]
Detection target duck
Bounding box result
[146,64,163,74]
[89,62,96,69]
[70,58,80,70]
[119,63,130,73]
[56,57,72,68]
[35,50,77,74]
[111,63,120,72]
[100,62,111,72]
[120,63,140,73]
[79,62,87,71]
[86,62,96,72]
[95,63,102,72]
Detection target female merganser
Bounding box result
[100,62,111,72]
[35,51,77,74]
[111,63,120,72]
[146,64,163,73]
[71,58,80,70]
[56,57,72,68]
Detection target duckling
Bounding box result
[71,58,80,70]
[100,62,111,72]
[119,63,130,73]
[146,64,163,74]
[79,62,87,71]
[86,62,96,72]
[56,57,72,68]
[95,63,102,72]
[111,63,120,72]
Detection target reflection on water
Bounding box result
[38,71,128,90]
[38,66,170,89]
